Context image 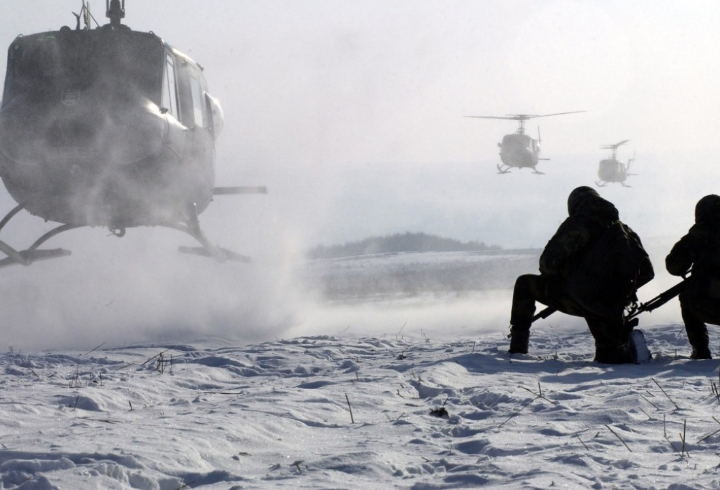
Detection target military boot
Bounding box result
[684,318,710,359]
[595,344,623,364]
[690,346,712,360]
[595,340,636,364]
[508,326,530,354]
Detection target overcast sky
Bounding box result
[1,1,719,249]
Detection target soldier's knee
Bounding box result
[514,274,538,290]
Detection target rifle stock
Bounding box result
[532,306,556,323]
[507,306,556,339]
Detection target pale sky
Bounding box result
[0,1,719,249]
[0,0,716,348]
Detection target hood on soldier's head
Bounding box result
[567,186,619,221]
[695,194,720,223]
[567,186,599,215]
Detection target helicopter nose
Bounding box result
[44,105,166,166]
[46,117,95,149]
[0,95,166,171]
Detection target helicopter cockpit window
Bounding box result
[189,77,205,128]
[161,54,179,118]
[521,134,532,150]
[3,31,163,107]
[3,36,62,104]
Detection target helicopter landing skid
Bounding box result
[0,203,251,268]
[0,218,77,268]
[497,164,511,174]
[0,244,71,268]
[165,202,251,263]
[157,222,251,263]
[178,245,251,262]
[532,169,545,175]
[595,181,607,187]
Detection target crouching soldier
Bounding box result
[508,186,655,363]
[666,194,720,359]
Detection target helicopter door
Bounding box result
[160,52,186,159]
[170,57,214,198]
[189,77,205,130]
[177,65,211,166]
[188,74,214,160]
[205,92,224,140]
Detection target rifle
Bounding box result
[507,306,556,339]
[525,278,688,326]
[531,306,556,324]
[625,279,688,321]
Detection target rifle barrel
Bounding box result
[524,279,686,325]
[627,279,687,320]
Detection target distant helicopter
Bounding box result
[0,0,266,268]
[596,140,636,187]
[465,111,585,174]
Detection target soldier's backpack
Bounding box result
[567,220,650,318]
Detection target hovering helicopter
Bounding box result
[465,111,585,174]
[0,0,266,268]
[596,140,636,187]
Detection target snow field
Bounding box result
[2,324,720,488]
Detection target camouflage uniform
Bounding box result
[509,186,654,363]
[666,195,720,359]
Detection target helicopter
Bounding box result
[0,0,266,268]
[465,111,585,174]
[596,140,636,187]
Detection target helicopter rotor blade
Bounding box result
[534,110,586,117]
[506,111,586,120]
[464,116,526,120]
[465,114,557,121]
[600,139,630,150]
[465,111,585,121]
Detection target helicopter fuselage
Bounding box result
[597,158,627,184]
[0,25,221,229]
[498,133,539,169]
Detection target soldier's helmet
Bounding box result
[567,186,600,216]
[695,194,720,223]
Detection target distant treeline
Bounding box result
[307,232,500,260]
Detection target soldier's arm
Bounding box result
[625,226,655,288]
[637,253,655,288]
[539,217,591,276]
[665,223,709,276]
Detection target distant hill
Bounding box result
[307,232,500,260]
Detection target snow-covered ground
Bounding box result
[2,324,720,489]
[2,250,716,489]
